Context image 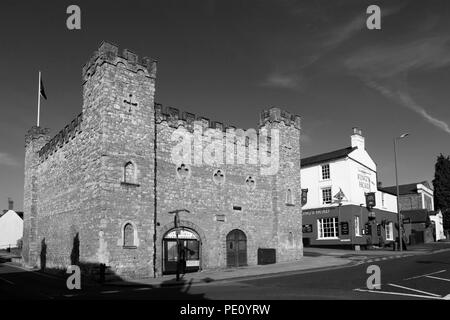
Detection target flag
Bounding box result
[40,76,47,100]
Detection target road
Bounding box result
[1,249,450,300]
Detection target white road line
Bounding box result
[0,276,14,285]
[353,288,444,300]
[133,287,151,291]
[382,257,388,260]
[425,275,450,282]
[387,283,441,297]
[404,270,446,280]
[101,290,120,294]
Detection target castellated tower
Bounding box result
[259,108,303,261]
[23,41,158,278]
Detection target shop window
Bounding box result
[321,164,330,180]
[385,222,394,241]
[322,187,332,204]
[317,217,339,239]
[354,216,361,236]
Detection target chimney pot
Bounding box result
[8,197,13,210]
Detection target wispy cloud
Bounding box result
[364,79,450,134]
[0,152,20,167]
[345,36,450,134]
[261,72,304,90]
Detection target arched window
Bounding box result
[286,188,294,205]
[124,161,135,183]
[123,223,135,247]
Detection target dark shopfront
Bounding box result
[302,205,399,249]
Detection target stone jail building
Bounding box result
[22,41,302,279]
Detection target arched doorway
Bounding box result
[226,229,247,267]
[162,228,201,275]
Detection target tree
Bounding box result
[432,154,450,230]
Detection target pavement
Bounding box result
[2,241,449,290]
[1,241,450,300]
[105,241,450,288]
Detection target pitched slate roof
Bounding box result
[301,147,357,167]
[379,181,431,195]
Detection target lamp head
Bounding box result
[399,133,409,139]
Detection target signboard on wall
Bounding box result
[302,224,313,233]
[365,192,376,208]
[340,222,349,235]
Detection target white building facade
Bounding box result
[301,128,399,249]
[0,210,23,249]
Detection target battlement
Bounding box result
[259,107,301,130]
[38,113,83,160]
[82,41,157,83]
[156,104,301,133]
[155,103,230,132]
[25,126,51,146]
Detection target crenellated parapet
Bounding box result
[259,107,301,130]
[38,113,83,160]
[82,41,157,84]
[155,103,230,132]
[25,126,51,146]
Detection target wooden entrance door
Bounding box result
[226,229,247,267]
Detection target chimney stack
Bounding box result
[351,127,365,150]
[377,181,382,189]
[8,197,13,210]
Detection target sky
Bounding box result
[1,0,450,211]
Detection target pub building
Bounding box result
[301,128,400,249]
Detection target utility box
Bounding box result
[257,248,276,265]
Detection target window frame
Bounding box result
[321,164,331,180]
[317,217,339,240]
[385,222,394,241]
[322,187,332,205]
[354,216,361,237]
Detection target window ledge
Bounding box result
[123,245,137,249]
[121,182,140,187]
[317,237,339,240]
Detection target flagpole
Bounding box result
[37,71,41,127]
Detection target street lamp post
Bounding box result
[394,133,409,252]
[169,209,190,281]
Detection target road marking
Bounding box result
[133,287,151,291]
[354,288,444,300]
[382,257,388,260]
[101,290,120,294]
[387,283,441,297]
[63,294,78,298]
[0,276,14,285]
[404,270,446,280]
[425,275,450,282]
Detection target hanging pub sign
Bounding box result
[377,224,382,236]
[365,192,376,208]
[364,223,372,235]
[301,189,308,206]
[340,222,349,235]
[302,224,313,233]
